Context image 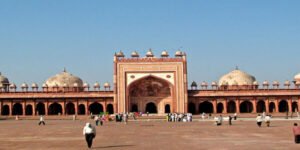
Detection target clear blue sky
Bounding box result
[0,1,299,87]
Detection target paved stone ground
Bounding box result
[0,118,300,150]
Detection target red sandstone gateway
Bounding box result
[0,50,300,116]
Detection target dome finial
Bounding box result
[0,72,1,75]
[235,66,239,70]
[63,67,66,72]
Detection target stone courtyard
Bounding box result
[0,117,300,150]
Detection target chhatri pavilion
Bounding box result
[0,50,300,116]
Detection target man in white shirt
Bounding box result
[83,122,96,148]
[265,115,271,127]
[256,114,263,127]
[38,115,45,125]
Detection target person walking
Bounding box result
[293,123,300,143]
[94,115,99,126]
[38,115,45,125]
[265,115,271,127]
[234,113,237,120]
[228,115,232,125]
[83,122,96,148]
[256,114,263,127]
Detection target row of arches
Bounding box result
[1,102,114,116]
[130,102,171,114]
[188,100,299,114]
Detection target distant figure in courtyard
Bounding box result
[216,115,223,126]
[228,115,232,125]
[38,115,45,125]
[256,114,263,127]
[265,115,271,127]
[94,115,99,126]
[262,112,266,119]
[234,113,237,120]
[83,123,96,148]
[293,123,300,143]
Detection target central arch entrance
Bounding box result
[89,102,103,115]
[128,76,173,114]
[48,102,62,115]
[146,102,157,113]
[240,101,253,113]
[199,101,213,113]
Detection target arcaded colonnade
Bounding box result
[188,89,300,114]
[0,91,114,116]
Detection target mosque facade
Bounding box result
[0,50,300,116]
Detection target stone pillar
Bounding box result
[275,99,279,113]
[236,99,240,113]
[0,101,2,116]
[32,101,36,116]
[213,100,217,113]
[104,99,107,113]
[252,99,257,113]
[223,100,227,113]
[265,99,269,113]
[86,100,89,115]
[75,100,78,115]
[288,99,292,112]
[298,97,300,112]
[61,101,65,115]
[9,102,12,116]
[45,101,49,115]
[22,101,26,116]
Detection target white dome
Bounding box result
[42,83,48,88]
[146,49,154,57]
[21,82,28,88]
[175,50,183,57]
[131,51,139,57]
[104,82,110,88]
[294,73,300,81]
[116,51,125,57]
[0,73,9,87]
[218,69,256,86]
[45,69,83,88]
[31,83,38,88]
[9,83,16,89]
[161,50,169,57]
[94,82,100,88]
[83,82,90,88]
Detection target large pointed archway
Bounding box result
[12,103,23,115]
[128,76,173,114]
[227,101,236,113]
[48,102,62,115]
[145,102,157,113]
[89,102,103,115]
[198,101,213,113]
[240,101,253,113]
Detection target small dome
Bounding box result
[45,69,83,88]
[83,82,90,88]
[211,81,218,86]
[253,81,259,85]
[42,83,48,88]
[9,83,16,89]
[296,81,300,85]
[161,50,169,57]
[191,81,197,87]
[131,51,139,57]
[175,50,183,57]
[263,80,269,85]
[104,82,110,88]
[31,83,38,88]
[0,72,9,87]
[73,83,79,87]
[21,82,28,88]
[94,82,100,88]
[294,73,300,81]
[273,81,280,85]
[146,49,154,57]
[218,69,256,86]
[115,51,125,57]
[284,80,290,86]
[201,81,208,86]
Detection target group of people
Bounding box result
[115,113,129,124]
[256,113,272,127]
[166,113,193,122]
